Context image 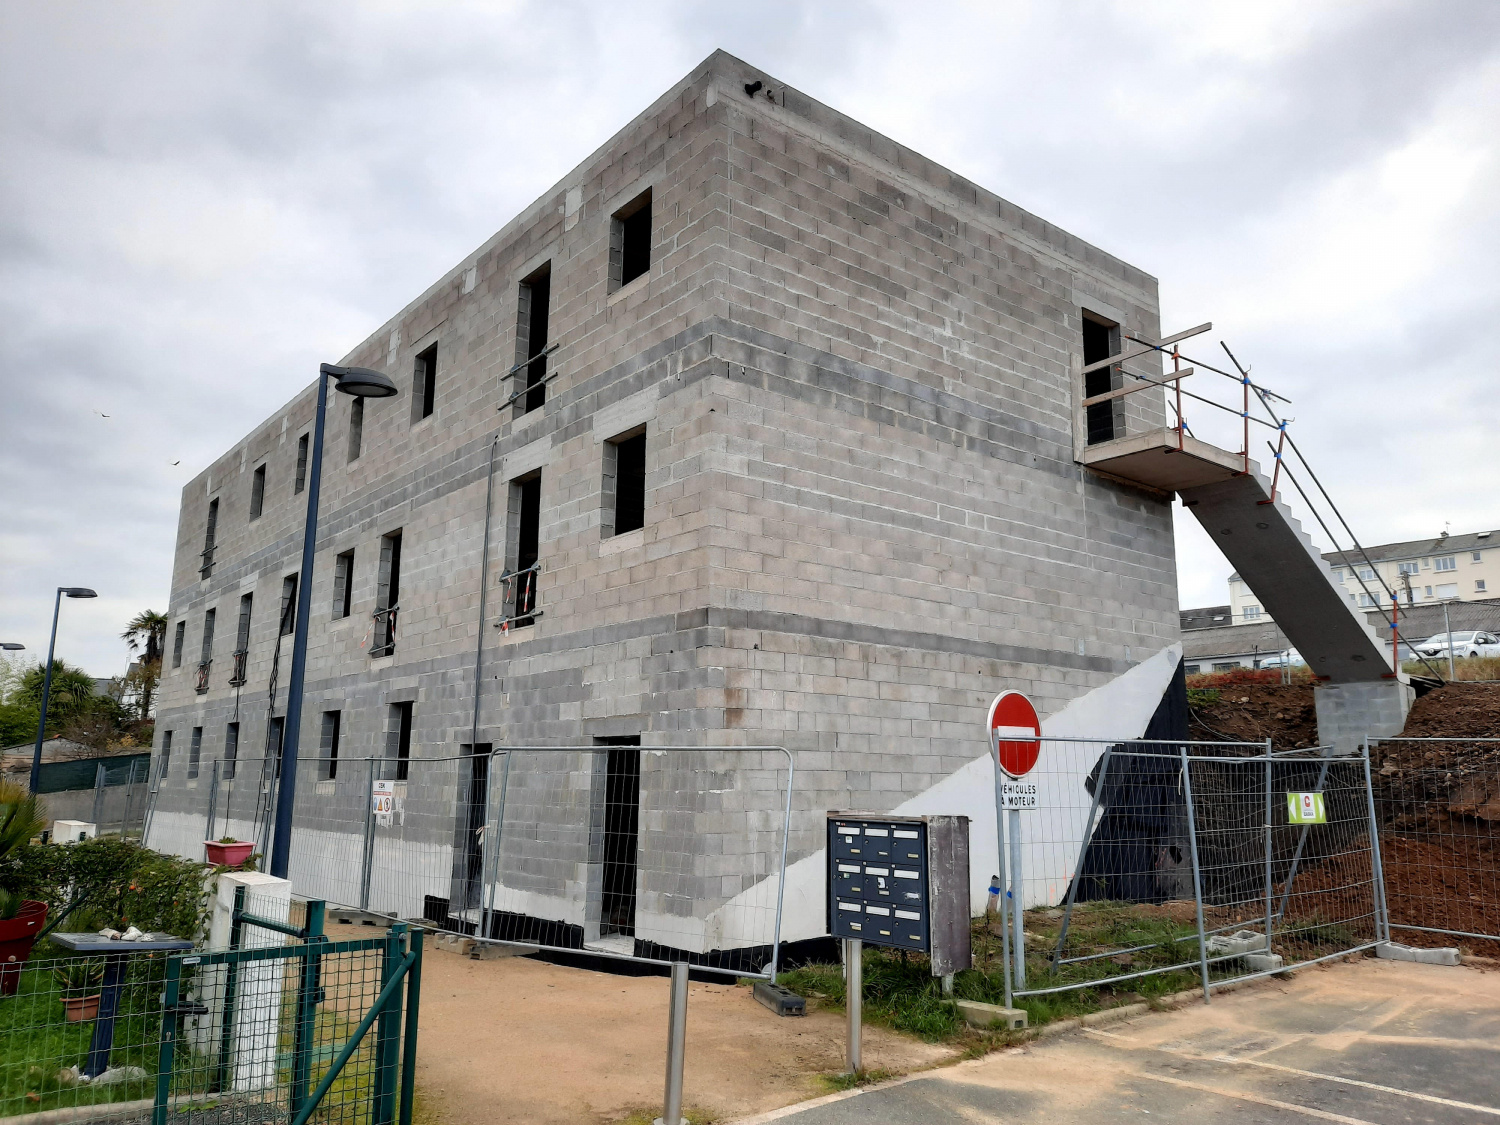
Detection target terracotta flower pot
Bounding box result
[205,840,254,866]
[63,993,102,1022]
[0,900,49,997]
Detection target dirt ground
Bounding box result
[1188,682,1319,748]
[322,923,955,1125]
[749,957,1500,1124]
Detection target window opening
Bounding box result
[515,266,551,414]
[280,574,298,635]
[1082,314,1120,445]
[188,727,203,780]
[201,498,219,577]
[390,701,413,781]
[602,428,646,537]
[1398,561,1419,575]
[224,722,239,780]
[269,716,285,778]
[611,190,651,290]
[415,343,438,421]
[172,621,186,669]
[502,475,541,630]
[595,735,640,938]
[230,593,252,685]
[348,397,364,463]
[1435,556,1456,572]
[333,550,354,619]
[295,433,309,494]
[249,464,266,520]
[196,608,215,694]
[373,531,402,656]
[1477,579,1487,593]
[160,730,172,778]
[320,711,341,780]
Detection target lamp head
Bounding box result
[61,588,97,599]
[320,363,398,398]
[1,642,23,650]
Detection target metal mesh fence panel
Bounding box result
[1370,736,1500,950]
[1000,739,1382,1002]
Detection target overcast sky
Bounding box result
[2,0,1498,676]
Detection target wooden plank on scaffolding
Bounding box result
[1080,322,1213,375]
[1081,369,1193,407]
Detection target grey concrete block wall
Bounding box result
[149,51,1179,947]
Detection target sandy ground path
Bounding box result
[336,925,954,1125]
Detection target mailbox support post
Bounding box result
[844,938,862,1074]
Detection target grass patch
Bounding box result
[613,1108,715,1125]
[814,1068,895,1093]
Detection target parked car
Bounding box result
[1259,649,1304,669]
[1414,631,1500,659]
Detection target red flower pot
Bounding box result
[205,840,254,866]
[0,899,49,996]
[63,993,102,1022]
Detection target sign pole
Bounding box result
[993,747,1013,1009]
[1009,807,1025,989]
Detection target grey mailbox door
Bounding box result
[829,816,930,951]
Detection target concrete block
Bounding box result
[955,999,1028,1030]
[471,941,540,960]
[1206,930,1268,956]
[433,933,476,956]
[1376,941,1460,966]
[1243,952,1284,972]
[752,980,806,1016]
[52,820,96,843]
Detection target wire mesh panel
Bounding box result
[1006,739,1382,1001]
[205,757,278,858]
[1370,736,1500,949]
[0,952,167,1120]
[476,746,795,978]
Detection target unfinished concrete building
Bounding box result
[146,51,1403,957]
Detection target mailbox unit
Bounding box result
[826,812,971,976]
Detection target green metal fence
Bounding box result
[0,899,421,1125]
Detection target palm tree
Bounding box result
[122,610,169,666]
[120,610,168,721]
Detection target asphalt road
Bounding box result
[736,956,1500,1124]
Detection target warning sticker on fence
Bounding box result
[1287,791,1326,824]
[372,780,396,817]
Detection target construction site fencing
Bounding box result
[999,738,1383,1005]
[283,746,796,980]
[1368,735,1500,950]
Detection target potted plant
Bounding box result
[0,780,48,997]
[204,837,254,867]
[54,958,105,1022]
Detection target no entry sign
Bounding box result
[987,691,1041,779]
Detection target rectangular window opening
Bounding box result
[602,427,646,537]
[201,498,219,577]
[595,735,641,938]
[348,397,364,463]
[160,730,172,778]
[224,722,239,780]
[249,464,266,520]
[515,265,551,414]
[230,593,252,684]
[390,701,413,781]
[1435,556,1457,572]
[456,743,492,911]
[1081,313,1121,446]
[333,550,355,619]
[269,716,285,779]
[280,574,298,636]
[295,433,309,494]
[611,190,652,290]
[172,621,186,669]
[1477,579,1487,593]
[505,474,541,627]
[188,727,203,780]
[320,711,341,781]
[414,343,438,421]
[197,608,216,693]
[373,531,402,656]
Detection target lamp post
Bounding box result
[268,363,398,880]
[30,588,98,793]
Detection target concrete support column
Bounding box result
[1313,681,1414,753]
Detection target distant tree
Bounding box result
[0,703,40,749]
[0,654,24,705]
[120,610,167,720]
[14,660,101,730]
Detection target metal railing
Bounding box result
[194,661,211,694]
[227,650,248,686]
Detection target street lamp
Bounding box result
[30,588,98,793]
[268,363,398,880]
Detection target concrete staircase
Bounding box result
[1080,429,1412,748]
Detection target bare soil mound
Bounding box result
[1188,684,1318,748]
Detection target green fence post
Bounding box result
[290,901,327,1118]
[153,955,184,1125]
[398,927,424,1125]
[374,924,408,1125]
[215,885,247,1093]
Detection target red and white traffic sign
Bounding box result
[987,690,1041,779]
